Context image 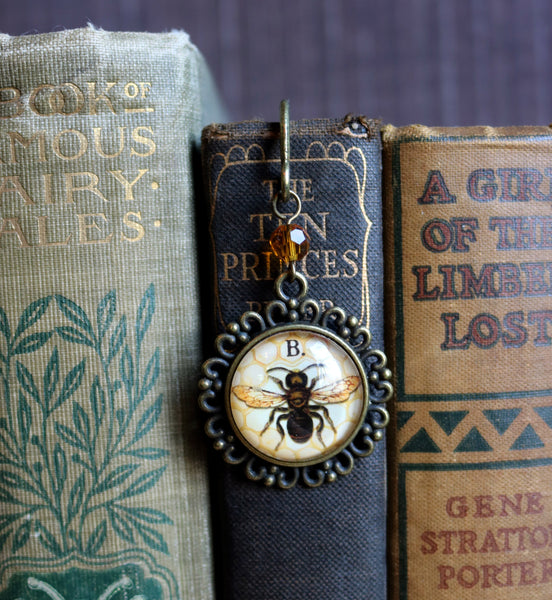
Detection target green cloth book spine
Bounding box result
[383,125,552,600]
[201,117,386,600]
[0,27,223,600]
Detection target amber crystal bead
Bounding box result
[269,223,310,262]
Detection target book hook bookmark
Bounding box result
[198,100,392,488]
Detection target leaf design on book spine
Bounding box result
[0,285,171,559]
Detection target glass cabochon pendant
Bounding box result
[198,101,392,488]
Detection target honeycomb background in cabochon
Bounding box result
[229,330,364,463]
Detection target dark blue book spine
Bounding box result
[201,117,386,600]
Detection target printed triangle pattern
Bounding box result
[429,410,469,435]
[397,411,415,430]
[534,406,552,430]
[510,424,545,450]
[454,427,493,452]
[482,408,522,435]
[400,427,441,453]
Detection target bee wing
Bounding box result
[310,376,361,404]
[232,385,286,408]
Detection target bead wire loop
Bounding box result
[271,189,302,223]
[270,99,309,293]
[274,270,308,302]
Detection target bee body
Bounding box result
[287,408,313,444]
[232,363,360,450]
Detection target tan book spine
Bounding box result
[383,124,552,600]
[0,27,222,599]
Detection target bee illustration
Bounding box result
[231,363,361,450]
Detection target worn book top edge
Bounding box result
[0,25,193,54]
[206,122,552,146]
[382,123,552,141]
[202,116,381,142]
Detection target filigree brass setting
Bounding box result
[198,273,392,488]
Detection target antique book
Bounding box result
[201,117,387,600]
[0,27,223,599]
[383,125,552,599]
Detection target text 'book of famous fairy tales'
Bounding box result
[0,27,224,600]
[383,125,552,600]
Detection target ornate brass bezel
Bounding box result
[198,278,392,489]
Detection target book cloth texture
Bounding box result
[0,27,224,600]
[383,125,552,600]
[202,118,387,600]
